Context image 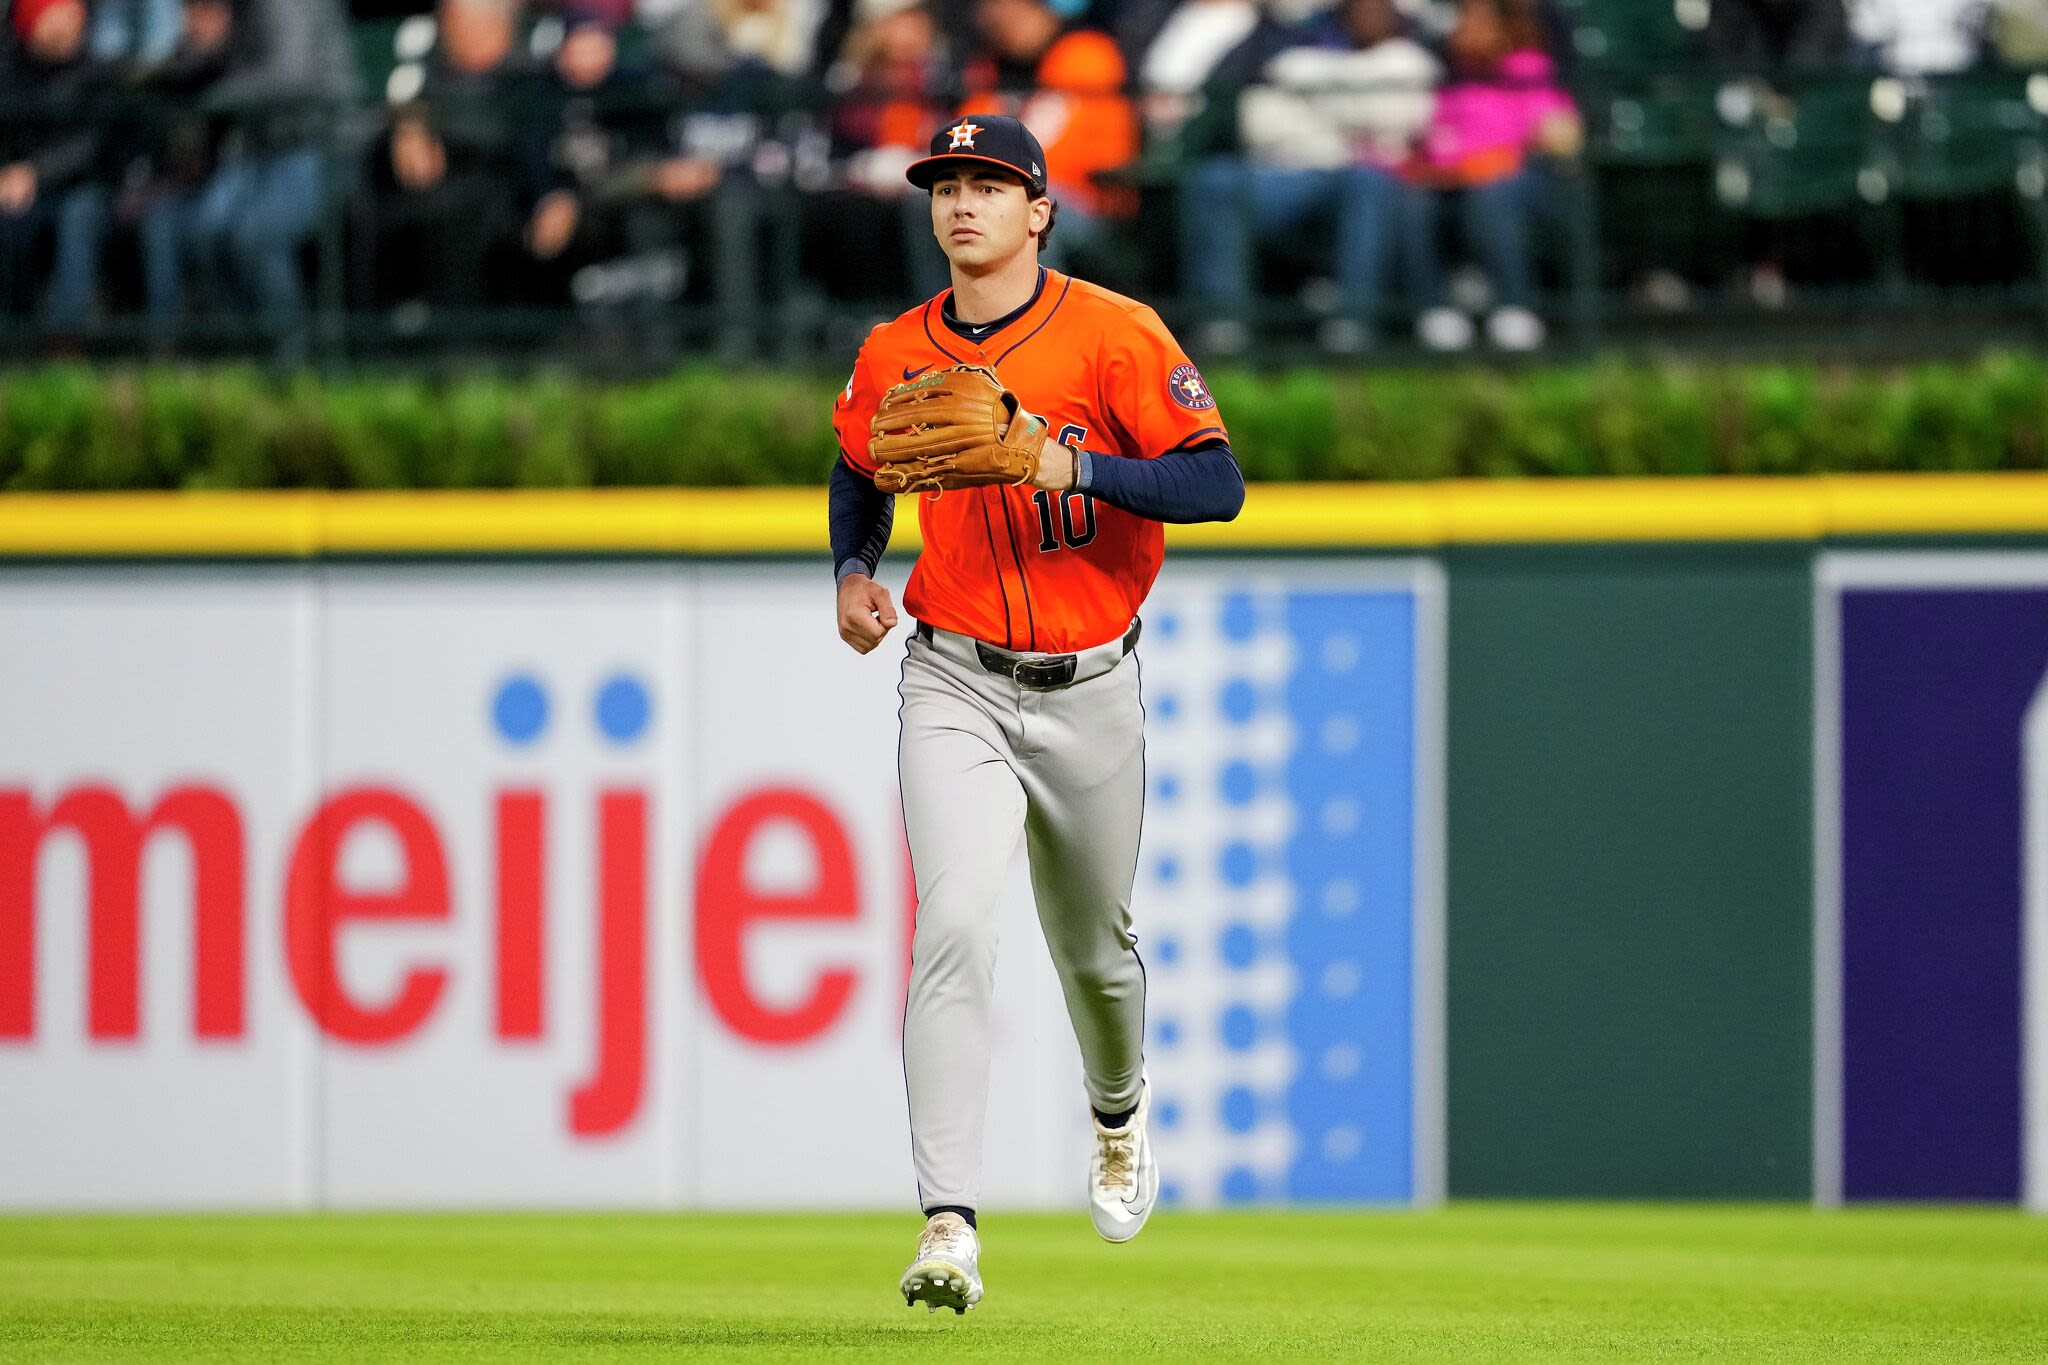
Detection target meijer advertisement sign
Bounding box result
[0,562,1440,1212]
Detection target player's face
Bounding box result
[930,170,1049,272]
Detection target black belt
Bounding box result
[915,618,1142,691]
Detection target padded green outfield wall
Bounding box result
[1444,547,1814,1198]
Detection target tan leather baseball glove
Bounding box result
[867,364,1049,495]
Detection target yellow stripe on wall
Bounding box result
[1,474,2046,556]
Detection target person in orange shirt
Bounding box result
[828,115,1244,1314]
[954,0,1137,268]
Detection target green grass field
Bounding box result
[3,1206,2045,1361]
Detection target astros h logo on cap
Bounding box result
[906,115,1050,199]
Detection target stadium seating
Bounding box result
[1879,73,2047,202]
[1714,76,1887,220]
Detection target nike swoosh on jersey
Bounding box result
[902,363,934,381]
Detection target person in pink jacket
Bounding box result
[1402,0,1581,351]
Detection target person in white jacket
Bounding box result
[1850,0,1986,74]
[1177,0,1440,353]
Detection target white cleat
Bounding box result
[899,1212,982,1315]
[1090,1084,1159,1243]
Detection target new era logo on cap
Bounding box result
[906,115,1050,198]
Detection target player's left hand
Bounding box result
[869,365,1048,495]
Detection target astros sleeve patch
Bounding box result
[1102,307,1230,460]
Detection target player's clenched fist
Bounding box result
[837,572,899,654]
[868,364,1050,495]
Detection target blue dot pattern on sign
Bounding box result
[1219,842,1259,887]
[1161,1181,1184,1206]
[1133,583,1421,1209]
[1155,693,1180,722]
[1220,593,1259,642]
[1220,1003,1259,1050]
[493,675,549,744]
[1220,678,1259,724]
[1156,613,1180,640]
[595,673,651,744]
[1220,1085,1259,1133]
[1280,592,1415,1202]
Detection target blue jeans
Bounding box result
[139,187,201,336]
[1180,159,1407,324]
[1402,169,1550,312]
[0,183,109,331]
[91,0,181,60]
[169,147,327,341]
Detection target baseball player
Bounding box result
[828,114,1246,1315]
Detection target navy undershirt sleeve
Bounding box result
[1074,439,1246,525]
[829,454,895,582]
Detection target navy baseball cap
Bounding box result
[906,115,1049,198]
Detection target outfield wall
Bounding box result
[2,479,2047,1211]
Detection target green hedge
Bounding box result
[3,356,2047,490]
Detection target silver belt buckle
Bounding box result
[1017,654,1078,690]
[975,640,1077,690]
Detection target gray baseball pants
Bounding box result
[897,623,1149,1213]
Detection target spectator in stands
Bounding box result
[521,4,765,344]
[1135,0,1260,145]
[957,0,1137,272]
[1851,0,1987,75]
[1138,0,1302,167]
[130,0,237,343]
[525,6,626,274]
[826,0,948,190]
[0,0,116,337]
[640,0,831,84]
[815,0,953,298]
[1180,0,1440,354]
[1705,0,1854,70]
[1402,0,1578,351]
[158,0,356,357]
[522,9,668,278]
[1111,0,1350,65]
[369,0,557,319]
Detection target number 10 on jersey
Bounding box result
[1036,424,1098,553]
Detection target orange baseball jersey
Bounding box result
[834,269,1227,654]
